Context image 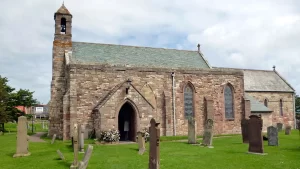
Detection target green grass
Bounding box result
[0,130,300,169]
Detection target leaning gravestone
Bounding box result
[188,117,197,144]
[13,116,31,157]
[137,131,146,155]
[241,119,249,143]
[149,118,160,169]
[78,145,94,169]
[248,115,265,154]
[51,134,57,144]
[267,126,278,146]
[285,126,291,135]
[79,124,85,153]
[57,149,65,160]
[277,123,283,132]
[201,119,214,148]
[70,124,79,169]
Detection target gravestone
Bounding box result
[79,124,85,153]
[70,124,79,169]
[241,119,249,143]
[137,131,146,155]
[42,121,45,129]
[248,115,264,154]
[149,118,160,169]
[0,131,3,135]
[13,116,30,157]
[78,145,94,169]
[285,126,291,135]
[267,126,278,146]
[51,134,57,144]
[188,117,197,144]
[277,123,283,132]
[57,149,65,160]
[201,119,214,147]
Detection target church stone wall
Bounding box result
[246,92,295,129]
[68,64,245,137]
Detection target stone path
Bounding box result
[29,132,46,142]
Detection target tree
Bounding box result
[0,75,39,127]
[295,95,300,120]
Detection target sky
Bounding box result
[1,0,300,104]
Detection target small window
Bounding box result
[224,85,234,119]
[264,99,268,107]
[184,84,194,119]
[61,18,66,34]
[280,99,283,116]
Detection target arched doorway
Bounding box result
[118,102,137,142]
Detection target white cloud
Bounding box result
[0,0,300,103]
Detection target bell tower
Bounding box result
[49,3,72,139]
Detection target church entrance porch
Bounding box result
[118,102,137,142]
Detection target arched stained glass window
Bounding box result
[264,99,268,107]
[280,99,283,116]
[224,85,234,119]
[184,85,194,118]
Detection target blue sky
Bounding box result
[1,0,300,104]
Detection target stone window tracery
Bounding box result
[224,85,234,119]
[184,84,194,119]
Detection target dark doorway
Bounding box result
[118,102,136,142]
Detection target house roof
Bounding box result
[213,67,295,92]
[70,42,211,69]
[245,93,273,113]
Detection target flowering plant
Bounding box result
[99,129,120,143]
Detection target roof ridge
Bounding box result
[72,41,199,53]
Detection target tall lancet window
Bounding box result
[224,85,234,119]
[280,99,283,116]
[184,84,194,119]
[61,18,66,34]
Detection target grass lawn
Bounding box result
[0,130,300,169]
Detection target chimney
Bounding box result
[273,65,276,71]
[197,44,200,52]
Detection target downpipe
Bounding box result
[171,72,176,136]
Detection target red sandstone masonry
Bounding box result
[65,64,244,138]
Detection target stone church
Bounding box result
[49,4,296,140]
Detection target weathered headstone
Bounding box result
[267,126,278,146]
[0,131,3,135]
[188,117,197,144]
[13,116,30,157]
[70,124,79,169]
[137,131,146,155]
[149,118,160,169]
[285,126,291,135]
[78,145,94,169]
[57,149,65,160]
[277,123,283,131]
[79,124,85,153]
[51,134,57,144]
[42,121,45,129]
[248,115,264,154]
[201,119,214,147]
[241,119,249,143]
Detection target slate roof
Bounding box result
[213,67,295,92]
[70,42,211,69]
[245,93,272,113]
